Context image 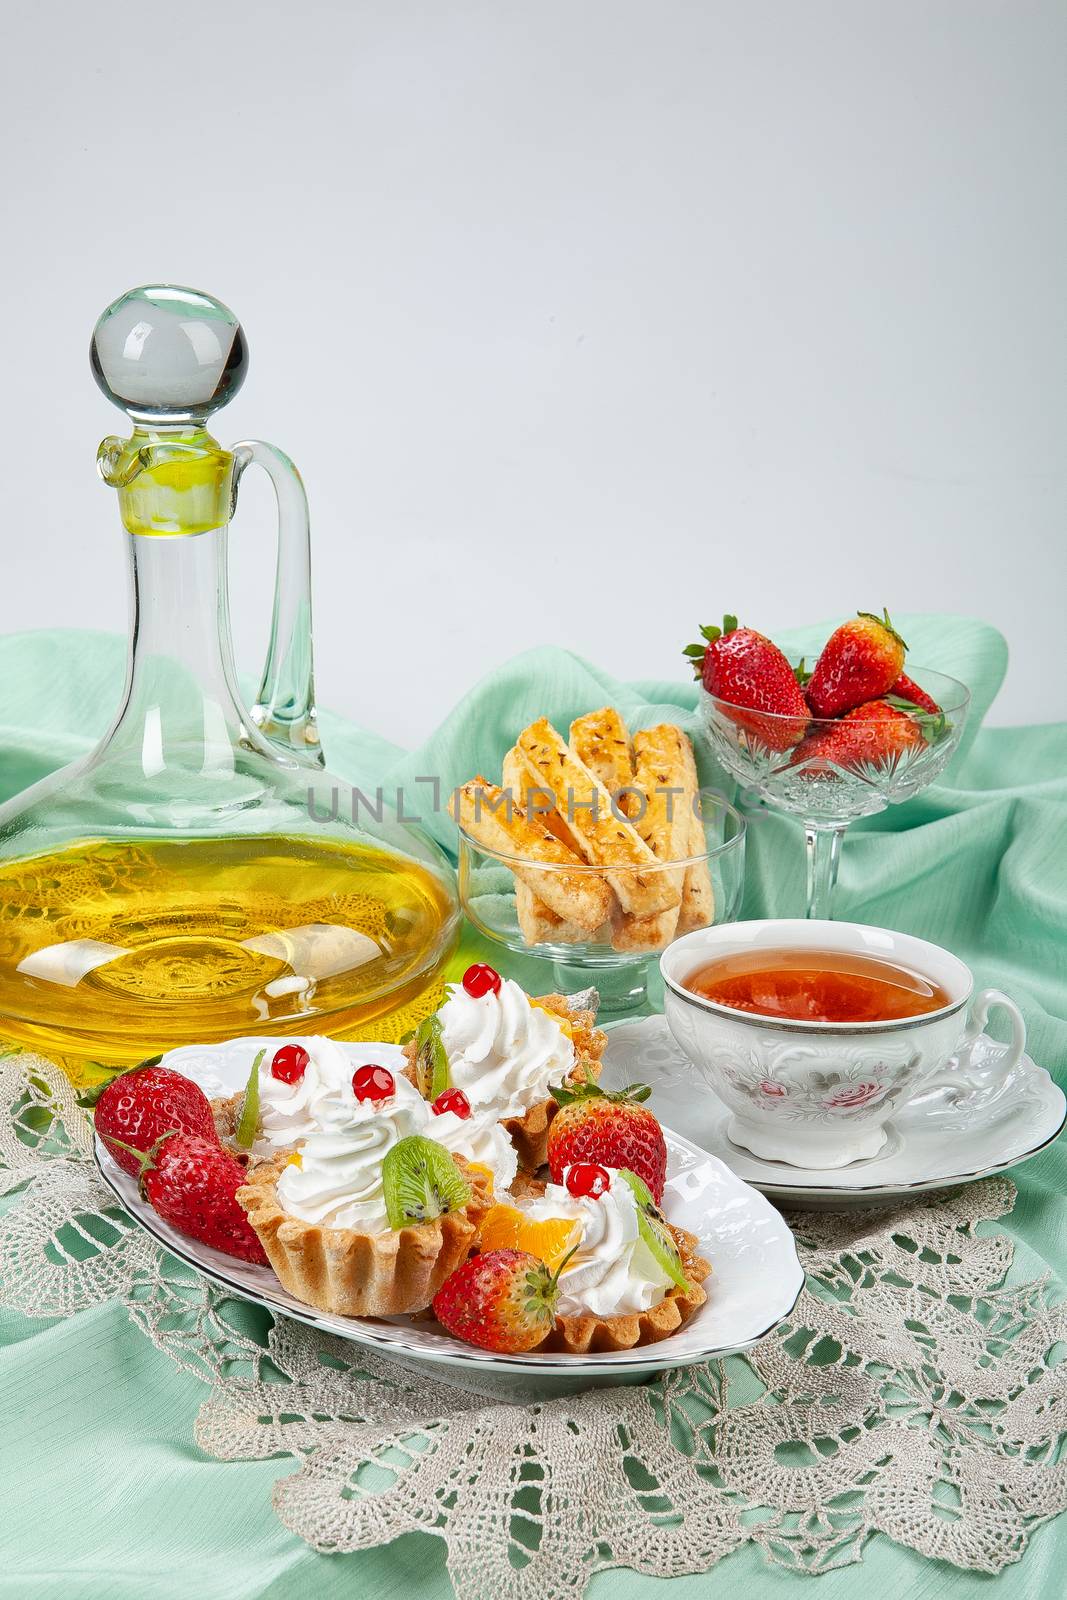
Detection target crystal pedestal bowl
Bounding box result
[699,666,970,919]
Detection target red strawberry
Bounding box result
[890,671,940,715]
[792,699,924,772]
[432,1248,561,1352]
[684,615,808,751]
[119,1131,269,1264]
[805,609,907,718]
[547,1081,667,1204]
[90,1065,218,1177]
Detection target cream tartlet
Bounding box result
[407,978,606,1171]
[236,1065,494,1318]
[502,1167,710,1353]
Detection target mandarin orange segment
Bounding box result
[478,1204,579,1269]
[530,998,574,1039]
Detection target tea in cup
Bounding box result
[660,920,1027,1168]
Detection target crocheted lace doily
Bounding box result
[1,1051,1064,1598]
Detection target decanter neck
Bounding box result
[104,524,257,774]
[97,425,234,538]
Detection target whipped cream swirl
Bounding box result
[254,1036,352,1154]
[525,1172,673,1317]
[427,1104,518,1194]
[437,979,576,1116]
[275,1068,430,1234]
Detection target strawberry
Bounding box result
[116,1130,269,1264]
[547,1081,667,1204]
[792,698,924,772]
[805,609,907,718]
[683,615,809,751]
[890,671,940,715]
[89,1064,218,1177]
[432,1248,561,1353]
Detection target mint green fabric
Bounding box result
[0,618,1064,1599]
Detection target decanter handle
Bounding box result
[229,440,324,769]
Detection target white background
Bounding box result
[1,1,1064,747]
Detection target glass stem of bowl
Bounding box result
[551,959,656,1018]
[804,823,845,919]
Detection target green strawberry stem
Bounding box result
[856,606,908,652]
[550,1080,651,1109]
[522,1242,582,1325]
[549,1241,581,1285]
[682,615,740,677]
[235,1049,266,1150]
[76,1053,164,1109]
[682,642,706,681]
[543,1241,585,1305]
[885,694,948,741]
[103,1129,180,1199]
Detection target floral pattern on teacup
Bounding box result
[665,1009,926,1128]
[825,1080,887,1112]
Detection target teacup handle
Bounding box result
[922,988,1027,1100]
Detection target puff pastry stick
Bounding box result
[569,708,634,798]
[515,719,678,916]
[610,724,690,950]
[450,778,611,932]
[513,881,598,945]
[501,747,597,941]
[503,745,582,855]
[628,725,692,865]
[676,732,716,932]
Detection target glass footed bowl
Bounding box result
[456,790,745,1016]
[698,664,970,919]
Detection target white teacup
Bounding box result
[660,919,1027,1169]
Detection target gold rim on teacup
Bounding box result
[661,919,971,1037]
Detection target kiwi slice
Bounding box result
[382,1134,470,1230]
[412,1015,450,1101]
[618,1167,691,1292]
[235,1049,266,1150]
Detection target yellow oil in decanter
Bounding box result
[0,834,455,1076]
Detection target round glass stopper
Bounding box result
[90,285,247,423]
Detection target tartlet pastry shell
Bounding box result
[539,1224,709,1352]
[236,1152,493,1318]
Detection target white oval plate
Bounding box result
[602,1016,1067,1208]
[92,1037,804,1383]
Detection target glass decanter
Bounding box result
[0,286,459,1077]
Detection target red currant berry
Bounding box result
[566,1162,611,1199]
[352,1064,396,1103]
[462,963,502,998]
[270,1044,310,1084]
[432,1087,471,1120]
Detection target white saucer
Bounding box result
[93,1036,804,1393]
[602,1016,1066,1210]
